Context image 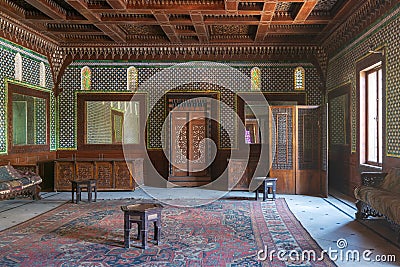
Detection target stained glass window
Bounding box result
[81,66,92,90]
[294,67,305,90]
[127,66,138,91]
[39,62,46,87]
[14,53,22,81]
[251,67,261,91]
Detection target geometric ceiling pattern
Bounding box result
[0,0,363,46]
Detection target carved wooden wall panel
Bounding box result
[131,158,144,187]
[95,161,113,189]
[55,161,74,191]
[114,161,133,190]
[54,159,141,191]
[75,162,94,181]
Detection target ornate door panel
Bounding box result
[170,111,210,178]
[188,113,208,177]
[168,96,212,186]
[171,111,189,177]
[269,106,295,194]
[295,107,321,195]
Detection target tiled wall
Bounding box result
[326,6,400,156]
[58,61,323,150]
[0,38,56,154]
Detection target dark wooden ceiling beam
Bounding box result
[65,0,99,21]
[24,0,66,20]
[293,0,318,23]
[94,24,126,42]
[190,12,208,43]
[106,0,126,9]
[153,11,181,44]
[66,0,127,43]
[255,1,277,42]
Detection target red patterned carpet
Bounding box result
[0,199,336,266]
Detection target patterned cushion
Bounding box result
[0,165,22,182]
[355,185,400,225]
[0,165,42,197]
[380,168,400,193]
[0,182,11,195]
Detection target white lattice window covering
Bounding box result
[251,67,261,91]
[127,66,138,91]
[81,66,92,90]
[39,62,46,87]
[14,53,22,81]
[294,66,305,90]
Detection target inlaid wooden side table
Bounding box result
[70,179,97,204]
[121,203,163,249]
[254,177,277,201]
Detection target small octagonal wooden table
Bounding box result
[121,203,163,249]
[254,177,277,201]
[70,179,97,204]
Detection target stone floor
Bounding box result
[0,187,399,266]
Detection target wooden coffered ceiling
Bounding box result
[0,0,366,46]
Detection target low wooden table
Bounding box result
[70,179,97,204]
[121,203,163,249]
[254,177,277,201]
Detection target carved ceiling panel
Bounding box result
[0,0,396,57]
[120,25,165,35]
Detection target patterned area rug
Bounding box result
[0,199,336,266]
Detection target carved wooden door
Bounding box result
[168,98,211,186]
[269,106,296,194]
[295,106,322,196]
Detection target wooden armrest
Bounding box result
[360,172,387,187]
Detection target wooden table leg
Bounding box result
[76,186,81,204]
[124,212,130,248]
[140,219,148,249]
[272,182,276,199]
[263,181,267,201]
[154,218,161,245]
[88,184,92,202]
[71,183,75,203]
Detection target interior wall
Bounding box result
[0,37,56,165]
[57,61,323,182]
[325,5,400,195]
[58,61,323,150]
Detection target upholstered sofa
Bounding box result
[354,168,400,241]
[0,164,42,200]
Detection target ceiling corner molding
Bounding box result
[0,11,58,55]
[322,0,399,56]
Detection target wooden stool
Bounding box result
[121,203,163,249]
[70,179,97,204]
[254,177,277,201]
